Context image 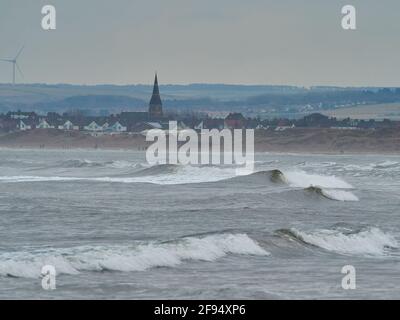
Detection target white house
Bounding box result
[37,119,54,129]
[102,122,109,131]
[19,120,32,131]
[84,121,103,132]
[107,121,127,132]
[58,120,78,131]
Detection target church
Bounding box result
[148,73,163,118]
[117,73,164,131]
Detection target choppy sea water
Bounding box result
[0,148,399,299]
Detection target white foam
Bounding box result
[0,234,269,278]
[130,166,238,185]
[90,166,239,185]
[62,159,139,169]
[62,159,100,168]
[290,227,398,256]
[0,252,79,278]
[284,170,354,189]
[0,166,357,190]
[342,164,375,171]
[337,161,400,172]
[0,176,82,183]
[106,160,138,169]
[0,165,240,185]
[374,161,400,169]
[320,189,359,202]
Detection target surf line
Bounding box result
[146,121,255,174]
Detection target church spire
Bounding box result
[149,73,163,118]
[153,73,160,95]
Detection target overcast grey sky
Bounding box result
[0,0,399,86]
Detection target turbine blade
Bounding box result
[16,63,24,78]
[14,45,25,60]
[0,59,13,62]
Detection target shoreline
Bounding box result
[0,128,399,155]
[1,146,399,157]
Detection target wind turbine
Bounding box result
[0,46,24,85]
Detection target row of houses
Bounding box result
[0,111,250,134]
[16,118,128,133]
[3,110,399,134]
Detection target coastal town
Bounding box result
[1,75,400,137]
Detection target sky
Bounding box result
[0,0,399,86]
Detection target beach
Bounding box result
[0,128,399,154]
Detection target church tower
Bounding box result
[149,73,163,118]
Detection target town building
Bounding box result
[84,121,104,132]
[18,120,33,131]
[148,73,163,119]
[106,121,127,132]
[7,111,38,121]
[58,120,79,131]
[37,119,54,129]
[225,113,246,129]
[131,122,163,134]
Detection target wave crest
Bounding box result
[284,170,353,189]
[61,159,138,169]
[228,169,286,184]
[277,226,398,256]
[304,186,359,202]
[0,233,269,278]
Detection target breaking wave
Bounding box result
[230,169,358,201]
[0,163,357,198]
[228,169,286,184]
[0,176,83,183]
[283,170,353,189]
[132,164,180,176]
[61,159,104,168]
[0,165,239,185]
[0,233,268,278]
[302,160,400,176]
[373,161,400,169]
[128,165,239,184]
[304,186,359,202]
[228,169,352,188]
[60,159,139,169]
[278,226,398,257]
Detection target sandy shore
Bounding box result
[254,128,400,154]
[0,128,399,154]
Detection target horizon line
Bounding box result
[0,82,398,89]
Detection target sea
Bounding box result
[0,148,399,299]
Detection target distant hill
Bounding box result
[1,83,400,118]
[34,95,147,113]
